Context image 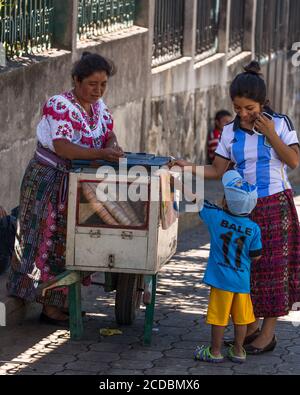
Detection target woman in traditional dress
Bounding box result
[7,52,124,325]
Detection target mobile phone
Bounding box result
[252,112,273,135]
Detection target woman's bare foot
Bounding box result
[249,333,274,349]
[245,328,260,338]
[246,322,260,338]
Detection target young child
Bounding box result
[195,170,262,363]
[207,110,232,164]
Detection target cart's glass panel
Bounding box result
[77,181,149,228]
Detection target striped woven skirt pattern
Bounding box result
[250,189,300,317]
[7,158,68,308]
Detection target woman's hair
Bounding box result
[72,52,117,82]
[229,60,267,105]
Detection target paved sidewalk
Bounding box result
[0,181,300,375]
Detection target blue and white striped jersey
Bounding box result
[215,110,299,197]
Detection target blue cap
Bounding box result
[222,170,258,215]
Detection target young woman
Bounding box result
[7,52,124,325]
[176,61,300,354]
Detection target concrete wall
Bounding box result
[284,55,300,185]
[285,59,300,130]
[148,50,255,163]
[0,0,299,211]
[0,51,71,209]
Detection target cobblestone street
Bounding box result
[1,184,300,375]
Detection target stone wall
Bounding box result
[0,51,72,209]
[0,0,299,211]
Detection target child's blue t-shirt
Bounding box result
[199,200,262,294]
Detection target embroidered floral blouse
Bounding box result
[37,91,114,152]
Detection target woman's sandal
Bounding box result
[227,345,246,363]
[194,345,225,363]
[244,335,277,355]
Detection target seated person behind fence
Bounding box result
[7,52,124,326]
[0,206,17,276]
[193,171,262,364]
[207,110,232,164]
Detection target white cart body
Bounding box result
[66,167,178,274]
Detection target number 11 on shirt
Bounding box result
[220,232,246,268]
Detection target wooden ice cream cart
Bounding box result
[41,153,179,344]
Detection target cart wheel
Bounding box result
[115,273,144,325]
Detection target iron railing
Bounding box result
[196,0,220,57]
[228,0,245,57]
[78,0,135,40]
[255,0,285,60]
[152,0,184,67]
[288,0,300,51]
[0,0,53,59]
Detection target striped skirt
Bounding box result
[250,189,300,317]
[7,158,69,308]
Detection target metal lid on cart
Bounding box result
[71,152,172,170]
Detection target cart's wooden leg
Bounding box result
[69,278,83,341]
[143,274,157,346]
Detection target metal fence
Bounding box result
[152,0,184,67]
[228,0,245,57]
[0,0,53,59]
[288,0,300,51]
[196,0,220,57]
[255,0,285,60]
[78,0,135,40]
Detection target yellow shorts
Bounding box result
[206,287,256,326]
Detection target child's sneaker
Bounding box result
[194,345,225,363]
[227,345,246,363]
